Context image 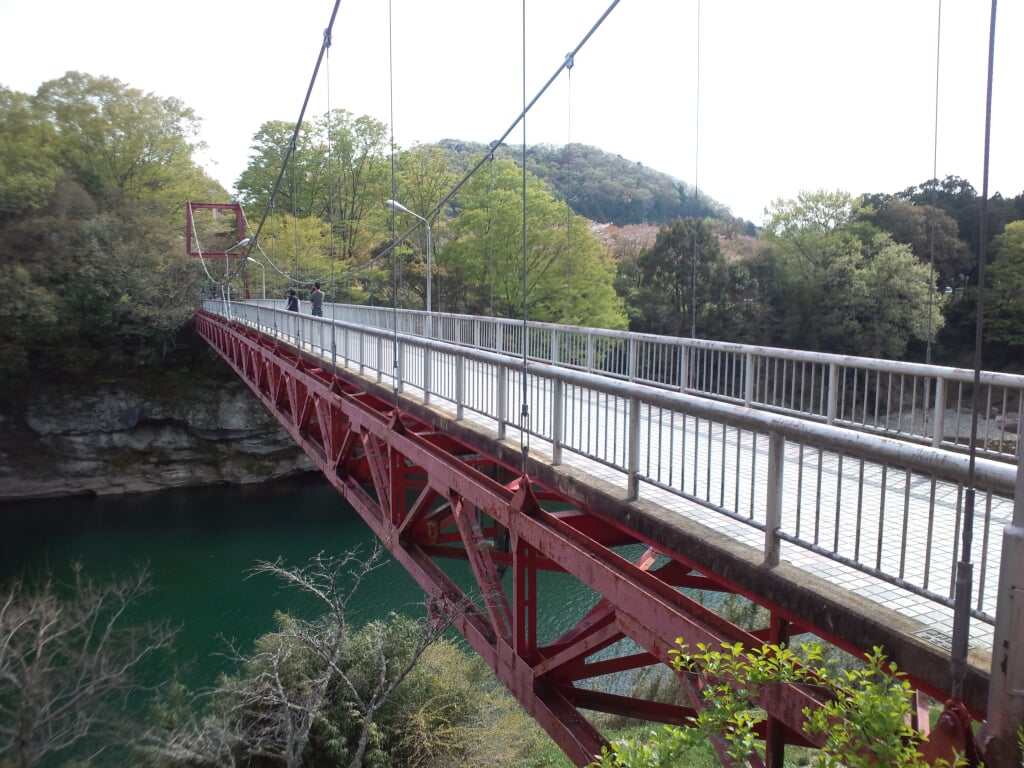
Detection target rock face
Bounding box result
[0,381,314,500]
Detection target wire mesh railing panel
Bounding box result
[637,408,770,527]
[430,348,461,406]
[562,384,629,470]
[632,338,681,388]
[462,358,499,420]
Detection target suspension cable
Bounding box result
[388,0,400,400]
[564,52,574,324]
[926,0,942,366]
[690,0,701,340]
[950,0,997,701]
[371,0,622,277]
[240,0,343,265]
[520,0,530,472]
[326,41,335,297]
[488,143,495,317]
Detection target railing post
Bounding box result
[331,324,337,372]
[979,439,1024,765]
[376,327,385,385]
[497,363,508,440]
[456,355,465,420]
[680,342,690,392]
[627,395,640,500]
[552,379,564,465]
[764,431,784,567]
[396,336,404,393]
[744,351,755,406]
[550,327,558,365]
[827,363,839,425]
[628,337,637,383]
[423,342,432,405]
[933,377,947,447]
[372,327,380,382]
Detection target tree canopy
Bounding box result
[442,157,627,329]
[0,73,220,392]
[986,220,1024,352]
[2,69,1022,403]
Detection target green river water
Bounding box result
[1,475,597,693]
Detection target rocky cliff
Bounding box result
[0,380,313,500]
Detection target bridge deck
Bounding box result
[413,353,1002,658]
[237,306,1012,651]
[201,302,1022,735]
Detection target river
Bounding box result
[1,475,598,693]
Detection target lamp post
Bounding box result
[384,200,431,318]
[246,257,266,299]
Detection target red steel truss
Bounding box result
[196,311,982,767]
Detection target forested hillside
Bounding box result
[2,70,1023,407]
[438,139,751,230]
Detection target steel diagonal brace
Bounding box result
[359,427,391,517]
[510,483,830,743]
[450,491,512,641]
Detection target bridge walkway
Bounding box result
[198,300,1024,765]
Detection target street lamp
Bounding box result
[224,238,252,299]
[247,257,266,299]
[224,237,251,254]
[384,199,431,317]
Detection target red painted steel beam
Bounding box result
[195,312,964,767]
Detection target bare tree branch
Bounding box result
[146,546,472,768]
[0,564,175,768]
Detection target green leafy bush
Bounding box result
[591,641,963,768]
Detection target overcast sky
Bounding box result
[1,0,1021,223]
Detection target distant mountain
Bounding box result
[437,140,749,229]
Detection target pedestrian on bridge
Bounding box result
[310,283,324,317]
[285,289,299,312]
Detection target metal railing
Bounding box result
[205,299,1020,636]
[283,301,1024,463]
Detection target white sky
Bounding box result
[1,0,1021,224]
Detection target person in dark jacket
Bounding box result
[310,283,324,316]
[285,289,299,312]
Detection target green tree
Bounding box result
[760,191,943,357]
[986,220,1024,350]
[866,199,973,290]
[242,211,333,298]
[0,75,216,392]
[236,110,392,265]
[0,87,60,219]
[855,234,945,358]
[625,217,720,338]
[443,157,626,329]
[33,72,213,208]
[590,642,962,768]
[147,549,550,768]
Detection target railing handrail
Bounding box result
[203,298,1018,506]
[310,301,1024,387]
[276,301,1020,464]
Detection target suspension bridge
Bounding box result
[194,298,1023,766]
[181,0,1024,762]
